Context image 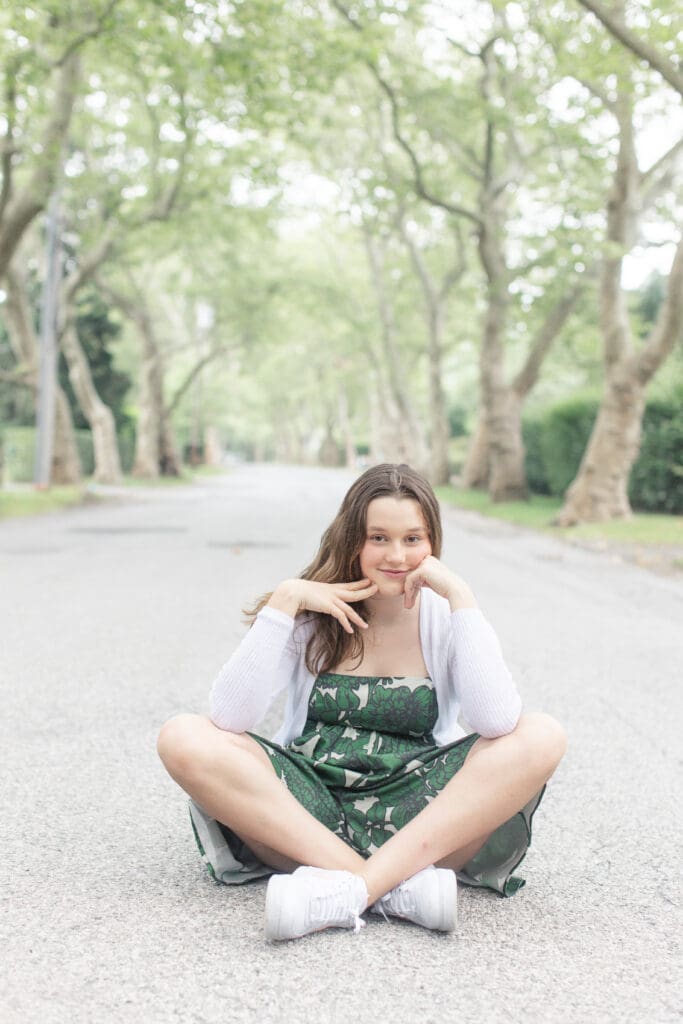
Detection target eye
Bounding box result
[407,535,423,543]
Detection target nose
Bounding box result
[386,542,405,564]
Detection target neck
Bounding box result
[366,591,419,626]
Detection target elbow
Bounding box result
[471,697,522,739]
[209,692,260,735]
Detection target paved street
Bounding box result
[1,463,681,1023]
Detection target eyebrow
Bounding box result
[367,525,426,532]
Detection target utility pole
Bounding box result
[34,187,62,489]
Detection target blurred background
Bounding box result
[1,0,682,548]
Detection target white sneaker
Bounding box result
[371,866,458,932]
[265,867,369,941]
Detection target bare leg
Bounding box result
[158,711,566,906]
[158,715,365,874]
[356,713,566,903]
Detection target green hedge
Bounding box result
[523,391,683,514]
[0,425,136,483]
[629,398,683,514]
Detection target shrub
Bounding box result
[522,416,551,495]
[629,396,683,513]
[523,390,683,514]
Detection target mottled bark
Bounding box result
[337,387,357,468]
[461,415,490,489]
[52,388,82,484]
[557,81,683,525]
[60,316,122,484]
[559,372,645,522]
[204,426,222,467]
[3,260,81,484]
[400,220,465,485]
[102,283,181,477]
[0,54,80,278]
[558,236,683,524]
[132,353,160,478]
[133,311,182,477]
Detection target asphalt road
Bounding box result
[2,464,681,1024]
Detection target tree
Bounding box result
[331,0,592,499]
[0,2,124,276]
[551,2,683,523]
[3,252,82,483]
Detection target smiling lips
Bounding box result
[381,569,407,576]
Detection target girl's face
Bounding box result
[358,496,432,598]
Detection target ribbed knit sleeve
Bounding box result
[209,606,301,734]
[448,608,521,738]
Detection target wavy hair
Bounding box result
[245,463,442,675]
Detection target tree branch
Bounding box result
[512,278,588,397]
[577,0,683,98]
[165,345,229,416]
[331,0,482,226]
[0,51,80,278]
[640,135,683,209]
[0,60,19,223]
[53,0,124,68]
[636,232,683,382]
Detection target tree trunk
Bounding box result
[557,372,644,524]
[3,261,82,484]
[337,387,357,468]
[462,415,490,488]
[477,211,528,500]
[52,389,83,485]
[204,426,222,466]
[132,353,160,477]
[104,285,182,478]
[557,80,683,523]
[399,220,464,485]
[426,304,450,485]
[60,317,122,484]
[159,410,182,475]
[487,390,527,502]
[133,306,182,476]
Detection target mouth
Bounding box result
[380,570,408,577]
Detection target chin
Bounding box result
[375,579,406,596]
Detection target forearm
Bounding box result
[450,609,521,736]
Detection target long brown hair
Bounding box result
[245,463,443,674]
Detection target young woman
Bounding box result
[157,463,567,941]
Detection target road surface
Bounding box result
[1,464,681,1023]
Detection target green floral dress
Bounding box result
[244,672,545,898]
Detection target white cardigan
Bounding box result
[209,587,522,746]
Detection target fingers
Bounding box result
[403,572,422,609]
[344,578,373,589]
[334,599,368,630]
[330,605,355,634]
[342,586,378,603]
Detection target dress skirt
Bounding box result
[189,672,546,897]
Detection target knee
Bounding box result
[156,713,213,782]
[513,712,567,775]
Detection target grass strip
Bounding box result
[437,486,683,546]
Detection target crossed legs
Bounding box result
[157,712,566,904]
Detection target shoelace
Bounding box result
[307,882,367,933]
[375,881,416,921]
